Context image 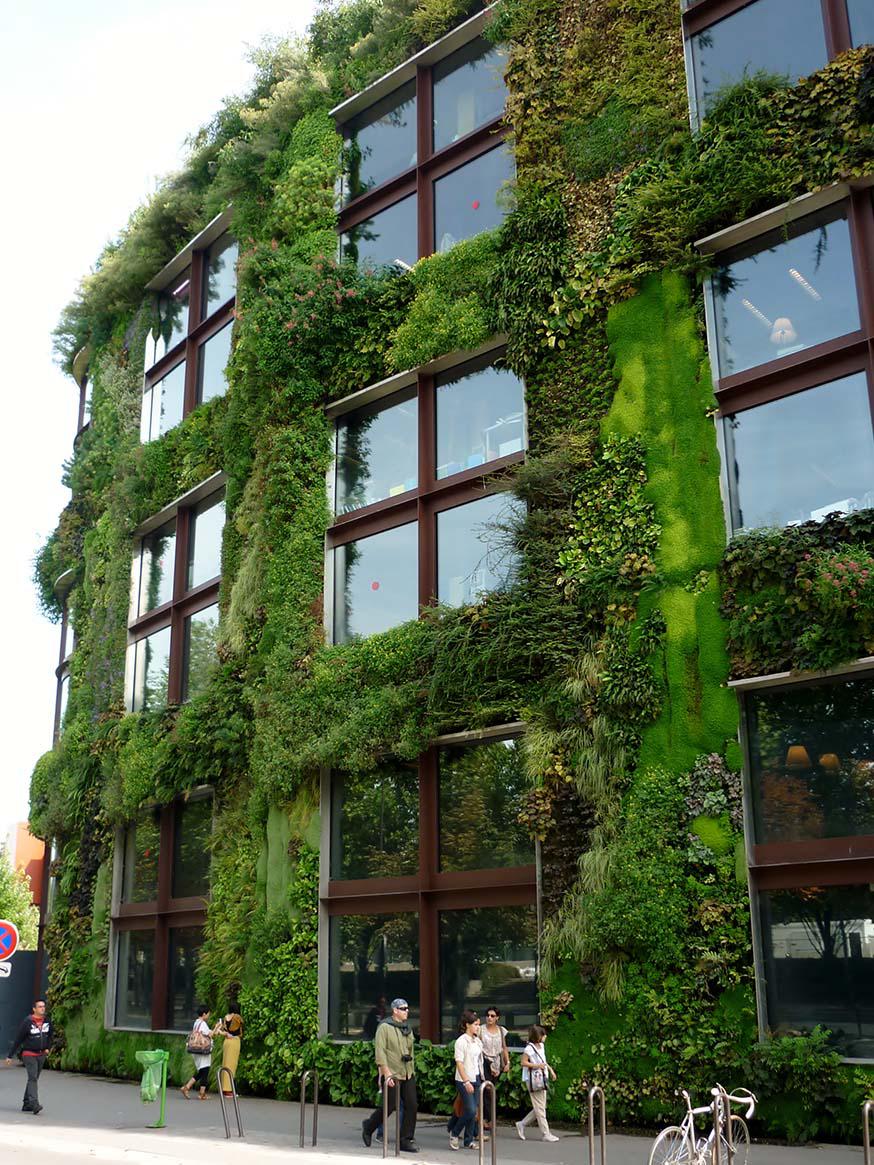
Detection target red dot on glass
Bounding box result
[371,581,380,591]
[472,200,480,210]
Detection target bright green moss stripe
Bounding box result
[605,271,737,770]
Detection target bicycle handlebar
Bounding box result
[712,1085,757,1120]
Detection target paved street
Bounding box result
[0,1063,869,1164]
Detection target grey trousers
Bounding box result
[23,1055,44,1110]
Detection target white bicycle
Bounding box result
[648,1085,756,1165]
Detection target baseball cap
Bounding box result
[390,998,409,1010]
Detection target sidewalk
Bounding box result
[0,1063,867,1163]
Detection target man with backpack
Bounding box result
[5,998,53,1114]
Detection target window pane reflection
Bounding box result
[747,676,874,845]
[335,389,418,514]
[440,738,532,872]
[135,520,177,616]
[331,765,419,880]
[711,208,858,377]
[328,913,420,1038]
[142,361,186,443]
[436,360,524,479]
[433,39,508,151]
[437,494,522,607]
[187,495,225,590]
[439,906,537,1043]
[129,625,172,713]
[196,322,233,406]
[341,195,418,270]
[182,604,220,702]
[203,235,238,315]
[690,0,827,118]
[343,81,417,203]
[760,885,874,1057]
[115,929,154,1029]
[333,522,418,643]
[848,0,874,46]
[153,269,191,364]
[167,926,204,1032]
[172,799,212,898]
[122,809,161,903]
[434,145,514,253]
[724,373,874,532]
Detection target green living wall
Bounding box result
[31,0,874,1142]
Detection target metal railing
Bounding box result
[587,1086,606,1165]
[478,1081,497,1165]
[863,1099,874,1164]
[711,1085,736,1165]
[217,1067,244,1139]
[300,1069,319,1148]
[381,1075,401,1159]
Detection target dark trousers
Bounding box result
[448,1078,481,1145]
[23,1055,45,1111]
[365,1076,417,1144]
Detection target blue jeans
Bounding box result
[448,1078,481,1146]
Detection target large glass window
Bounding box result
[439,906,538,1043]
[121,809,161,903]
[439,737,532,872]
[723,372,874,532]
[437,493,521,606]
[115,930,155,1029]
[343,81,418,203]
[167,926,204,1033]
[328,913,421,1038]
[433,39,508,151]
[689,0,828,118]
[141,361,186,444]
[759,884,874,1058]
[171,799,213,899]
[434,144,514,253]
[333,522,419,643]
[133,521,177,617]
[331,764,419,880]
[710,207,858,377]
[848,0,874,47]
[182,604,220,702]
[747,676,874,846]
[154,270,191,365]
[202,235,238,315]
[335,388,418,514]
[128,626,172,713]
[187,495,225,590]
[340,195,418,271]
[196,322,233,406]
[436,361,525,479]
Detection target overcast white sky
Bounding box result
[0,0,318,851]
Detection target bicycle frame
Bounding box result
[674,1086,757,1164]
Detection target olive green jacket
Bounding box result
[374,1019,415,1079]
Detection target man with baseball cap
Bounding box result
[361,998,419,1152]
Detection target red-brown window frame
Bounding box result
[112,796,211,1031]
[143,237,236,436]
[336,45,510,263]
[324,733,537,1043]
[683,0,853,56]
[127,490,224,709]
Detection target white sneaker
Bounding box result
[543,1133,560,1142]
[466,1141,479,1150]
[515,1121,526,1141]
[449,1135,460,1151]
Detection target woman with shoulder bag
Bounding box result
[515,1024,559,1142]
[479,1007,509,1129]
[181,1005,214,1100]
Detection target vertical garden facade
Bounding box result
[32,0,874,1139]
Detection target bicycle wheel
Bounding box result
[706,1115,750,1165]
[648,1126,694,1165]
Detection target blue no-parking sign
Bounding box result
[0,919,19,969]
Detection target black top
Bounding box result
[8,1015,53,1058]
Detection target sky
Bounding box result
[0,0,319,854]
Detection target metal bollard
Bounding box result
[217,1067,244,1139]
[863,1099,874,1164]
[711,1096,723,1165]
[300,1069,319,1147]
[587,1086,606,1165]
[478,1081,497,1165]
[715,1086,733,1161]
[381,1075,401,1159]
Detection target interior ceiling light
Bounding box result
[741,298,772,328]
[788,267,821,300]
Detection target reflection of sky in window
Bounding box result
[336,390,418,514]
[334,522,418,643]
[157,362,186,438]
[188,497,225,590]
[204,236,238,314]
[433,39,508,151]
[341,194,418,270]
[434,145,514,254]
[712,211,858,377]
[437,493,523,606]
[725,372,874,532]
[197,322,233,405]
[343,80,417,202]
[691,0,827,117]
[436,362,525,479]
[848,0,874,47]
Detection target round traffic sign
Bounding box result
[0,920,19,961]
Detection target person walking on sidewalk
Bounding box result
[361,998,419,1153]
[215,1000,243,1096]
[181,1005,214,1100]
[515,1024,559,1143]
[5,998,53,1114]
[448,1010,484,1151]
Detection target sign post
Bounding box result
[0,920,19,979]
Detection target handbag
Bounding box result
[186,1024,213,1055]
[527,1047,549,1093]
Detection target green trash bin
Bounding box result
[135,1050,170,1128]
